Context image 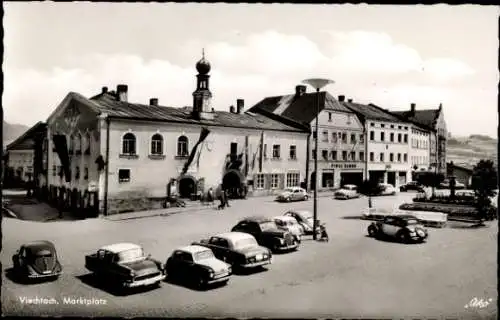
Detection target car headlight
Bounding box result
[130,271,136,277]
[227,266,232,274]
[208,269,214,278]
[279,238,285,245]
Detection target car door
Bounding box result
[178,252,195,278]
[168,250,184,276]
[292,189,301,201]
[381,217,397,236]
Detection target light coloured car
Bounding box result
[283,210,321,235]
[273,215,304,239]
[368,215,428,243]
[379,183,397,196]
[275,187,309,202]
[334,184,360,200]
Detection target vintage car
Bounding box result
[231,216,300,252]
[367,215,428,243]
[275,187,309,202]
[193,232,272,270]
[273,215,304,239]
[283,209,321,235]
[438,179,466,190]
[334,184,360,199]
[399,181,424,192]
[378,183,397,196]
[166,245,231,289]
[12,240,63,281]
[85,243,166,289]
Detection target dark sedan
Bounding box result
[12,240,63,281]
[399,181,424,192]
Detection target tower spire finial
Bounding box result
[202,48,205,59]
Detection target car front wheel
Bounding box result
[397,231,410,244]
[367,225,378,237]
[304,195,309,201]
[286,197,291,202]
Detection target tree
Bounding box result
[471,159,498,222]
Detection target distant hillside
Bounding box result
[3,121,30,147]
[447,134,497,168]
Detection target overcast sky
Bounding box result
[3,3,498,137]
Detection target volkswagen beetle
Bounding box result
[12,240,63,281]
[367,215,428,243]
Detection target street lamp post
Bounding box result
[302,78,334,240]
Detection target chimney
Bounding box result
[295,85,307,96]
[347,98,353,103]
[236,99,244,114]
[102,86,108,94]
[410,103,416,114]
[117,84,128,102]
[149,98,158,106]
[338,95,345,102]
[211,108,215,112]
[229,105,235,113]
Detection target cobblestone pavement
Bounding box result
[2,192,497,318]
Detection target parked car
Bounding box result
[399,181,424,192]
[12,240,63,281]
[273,215,304,239]
[193,232,272,270]
[438,179,466,189]
[85,243,166,289]
[378,183,397,195]
[367,215,428,243]
[231,216,300,252]
[334,184,360,199]
[165,245,231,289]
[275,187,309,202]
[283,210,321,235]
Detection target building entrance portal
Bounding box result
[179,176,196,198]
[223,170,244,199]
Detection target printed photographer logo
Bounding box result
[464,297,493,309]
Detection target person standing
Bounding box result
[224,189,231,207]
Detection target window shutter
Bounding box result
[264,174,271,190]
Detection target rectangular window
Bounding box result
[322,150,328,160]
[263,144,267,158]
[342,151,347,161]
[312,131,317,139]
[328,112,332,122]
[370,152,374,162]
[271,174,279,189]
[371,123,375,127]
[332,133,337,143]
[350,134,356,144]
[397,153,401,162]
[312,149,316,159]
[322,130,329,142]
[272,145,280,159]
[389,153,394,162]
[118,169,130,183]
[84,167,89,180]
[397,133,402,143]
[289,145,297,160]
[404,153,408,162]
[359,152,364,161]
[350,151,356,161]
[370,131,374,141]
[404,134,408,143]
[380,132,385,141]
[255,174,265,189]
[52,165,56,176]
[331,150,337,160]
[390,125,394,129]
[398,125,402,130]
[381,124,385,128]
[151,139,163,155]
[286,172,300,188]
[380,153,384,162]
[390,133,394,142]
[359,134,364,143]
[230,142,238,155]
[342,133,347,143]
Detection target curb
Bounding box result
[104,206,214,221]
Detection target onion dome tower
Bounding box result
[192,49,214,120]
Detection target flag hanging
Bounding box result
[182,127,210,175]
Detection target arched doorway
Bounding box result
[179,175,196,198]
[223,170,244,199]
[310,171,316,191]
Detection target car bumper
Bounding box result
[27,270,62,279]
[206,273,231,285]
[123,273,166,288]
[275,242,299,251]
[334,195,348,199]
[240,258,272,269]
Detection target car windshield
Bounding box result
[284,188,295,193]
[406,219,419,225]
[118,248,144,262]
[194,250,214,261]
[234,237,258,249]
[259,221,277,231]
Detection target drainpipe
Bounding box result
[103,117,111,216]
[305,129,311,191]
[364,125,368,180]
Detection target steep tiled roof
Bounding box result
[392,109,439,130]
[6,122,46,151]
[249,91,354,125]
[80,92,307,133]
[340,101,403,123]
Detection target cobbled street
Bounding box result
[2,192,497,318]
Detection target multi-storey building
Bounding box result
[410,124,431,172]
[249,87,366,191]
[393,103,447,174]
[44,54,309,216]
[341,100,412,188]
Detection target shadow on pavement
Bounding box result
[4,267,59,285]
[163,275,228,292]
[446,221,490,229]
[232,265,269,276]
[363,235,427,245]
[341,215,365,220]
[76,273,161,297]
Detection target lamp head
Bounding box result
[302,78,335,90]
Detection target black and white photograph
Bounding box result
[1,2,498,319]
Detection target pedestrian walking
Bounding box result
[224,189,231,207]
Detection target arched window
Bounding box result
[151,134,164,155]
[122,133,137,155]
[177,136,189,157]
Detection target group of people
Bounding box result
[202,186,231,210]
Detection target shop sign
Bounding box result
[330,163,357,169]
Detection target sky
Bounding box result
[3,3,499,137]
